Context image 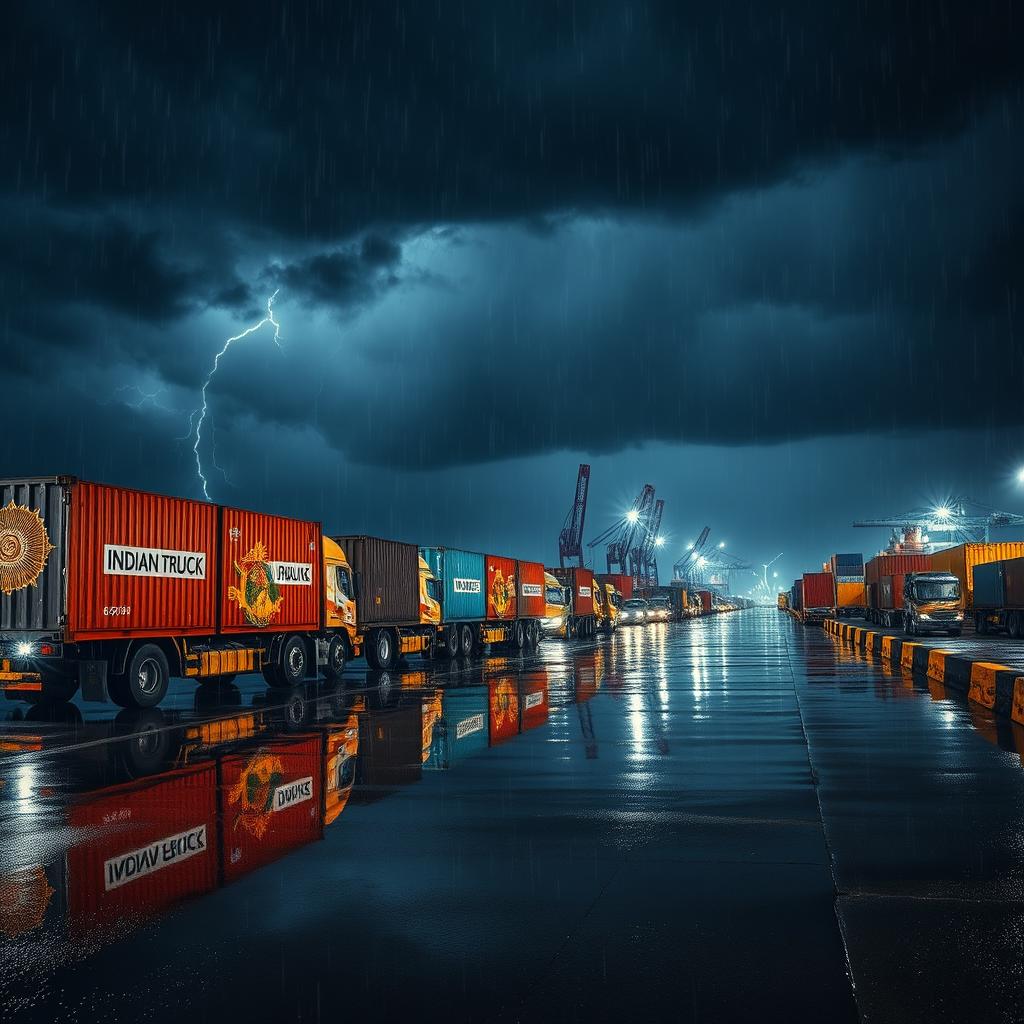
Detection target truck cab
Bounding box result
[902,572,963,637]
[602,583,620,631]
[541,571,569,637]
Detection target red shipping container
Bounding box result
[516,560,546,618]
[864,554,931,610]
[551,567,596,615]
[696,590,713,614]
[220,507,322,634]
[65,763,218,936]
[485,555,518,620]
[596,573,633,600]
[219,735,323,883]
[488,676,520,746]
[802,572,834,609]
[66,481,218,641]
[520,670,549,732]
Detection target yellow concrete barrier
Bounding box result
[926,649,948,684]
[900,642,918,670]
[968,662,1001,709]
[880,636,894,659]
[1012,678,1024,726]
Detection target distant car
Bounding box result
[618,598,649,625]
[647,597,671,622]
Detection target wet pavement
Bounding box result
[3,610,1024,1022]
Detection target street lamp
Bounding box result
[626,509,639,524]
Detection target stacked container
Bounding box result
[801,572,833,622]
[829,553,866,618]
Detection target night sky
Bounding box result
[4,2,1024,587]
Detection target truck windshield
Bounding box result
[546,586,565,605]
[914,580,960,601]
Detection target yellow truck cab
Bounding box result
[602,583,620,631]
[541,571,570,637]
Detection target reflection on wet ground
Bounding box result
[6,610,1024,1021]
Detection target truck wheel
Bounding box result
[372,628,398,671]
[512,620,526,650]
[526,621,540,647]
[325,636,347,680]
[459,625,474,657]
[1009,612,1022,639]
[905,616,915,637]
[440,625,459,659]
[976,613,989,635]
[275,635,308,686]
[110,644,170,709]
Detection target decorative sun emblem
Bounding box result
[0,502,54,596]
[227,541,284,627]
[228,751,285,839]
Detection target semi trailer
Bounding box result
[548,567,599,637]
[972,557,1024,636]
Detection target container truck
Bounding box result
[927,542,1024,610]
[541,570,570,637]
[972,557,1024,637]
[901,572,963,636]
[549,566,599,637]
[600,581,621,631]
[777,593,788,611]
[418,547,544,656]
[801,572,833,624]
[0,476,446,709]
[864,553,931,626]
[596,572,634,601]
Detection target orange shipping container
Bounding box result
[66,481,218,641]
[516,560,546,618]
[219,506,322,634]
[927,542,1024,608]
[485,555,518,620]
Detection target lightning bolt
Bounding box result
[192,290,282,501]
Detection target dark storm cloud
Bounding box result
[4,0,1024,475]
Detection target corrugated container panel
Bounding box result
[0,477,67,633]
[485,555,518,620]
[67,481,218,642]
[517,561,546,618]
[831,552,864,569]
[66,762,218,936]
[335,536,420,627]
[551,567,596,615]
[879,576,899,609]
[928,543,1024,608]
[220,507,321,634]
[791,580,803,610]
[802,572,833,609]
[219,735,323,884]
[696,589,713,614]
[597,573,633,600]
[973,561,1007,609]
[420,546,486,622]
[835,581,867,608]
[489,676,520,746]
[520,670,550,733]
[425,687,488,770]
[1004,557,1024,607]
[864,554,931,588]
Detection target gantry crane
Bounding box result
[853,496,1024,548]
[635,498,664,588]
[586,484,656,581]
[558,464,591,567]
[672,526,710,583]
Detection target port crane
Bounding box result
[635,498,665,588]
[587,484,656,580]
[673,526,711,584]
[853,496,1024,548]
[558,464,591,568]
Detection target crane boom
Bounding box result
[558,464,591,568]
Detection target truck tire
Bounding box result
[1009,612,1022,639]
[976,612,989,635]
[276,635,308,686]
[370,628,398,671]
[512,620,526,650]
[325,636,347,680]
[459,624,474,657]
[110,644,170,709]
[440,624,459,659]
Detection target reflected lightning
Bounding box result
[192,290,282,501]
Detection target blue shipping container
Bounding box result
[424,687,489,770]
[973,560,1007,609]
[419,546,486,621]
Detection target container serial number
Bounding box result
[103,606,132,616]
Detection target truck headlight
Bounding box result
[918,613,930,620]
[16,641,34,656]
[955,613,963,620]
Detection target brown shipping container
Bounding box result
[596,573,633,600]
[551,567,596,615]
[485,555,518,620]
[928,543,1024,608]
[864,554,931,610]
[332,536,420,627]
[802,572,834,609]
[517,560,546,618]
[220,506,322,634]
[66,763,218,936]
[66,481,218,642]
[220,735,323,884]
